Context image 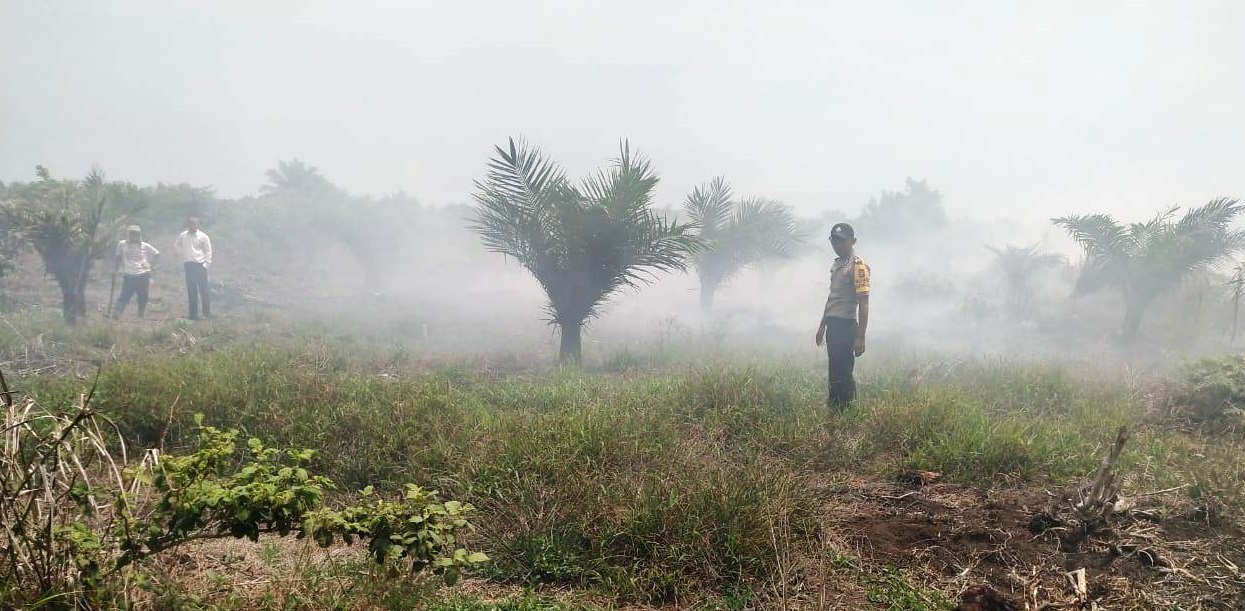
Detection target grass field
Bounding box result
[1,311,1243,609]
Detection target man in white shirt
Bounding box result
[174,216,213,319]
[113,225,159,318]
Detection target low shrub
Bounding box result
[0,371,485,608]
[1173,354,1245,423]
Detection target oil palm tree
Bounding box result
[2,167,125,325]
[985,243,1065,319]
[1226,262,1245,343]
[260,159,340,199]
[1053,198,1245,339]
[471,138,699,364]
[683,177,808,312]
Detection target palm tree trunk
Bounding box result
[76,255,93,322]
[558,321,583,365]
[74,282,88,320]
[58,277,77,326]
[699,276,717,313]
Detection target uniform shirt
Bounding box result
[116,240,159,276]
[174,230,213,266]
[822,254,871,320]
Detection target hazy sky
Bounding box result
[2,1,1242,221]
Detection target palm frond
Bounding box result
[986,244,1064,278]
[1056,199,1245,307]
[83,166,106,193]
[261,159,338,198]
[690,189,807,289]
[469,138,699,333]
[1052,214,1127,257]
[731,197,807,258]
[2,167,128,321]
[470,138,569,267]
[1175,197,1241,234]
[683,177,732,237]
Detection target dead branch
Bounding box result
[1075,426,1129,523]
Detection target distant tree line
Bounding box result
[3,151,1241,356]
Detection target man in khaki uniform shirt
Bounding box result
[815,223,870,409]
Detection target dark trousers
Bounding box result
[825,317,858,409]
[114,273,151,318]
[184,262,211,319]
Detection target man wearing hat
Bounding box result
[113,225,160,318]
[815,222,870,409]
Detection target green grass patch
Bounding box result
[7,335,1237,604]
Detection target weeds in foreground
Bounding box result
[0,368,485,608]
[865,568,953,611]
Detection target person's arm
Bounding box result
[147,243,160,269]
[853,260,871,356]
[113,243,123,273]
[854,295,869,356]
[203,234,213,268]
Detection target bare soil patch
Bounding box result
[810,477,1245,610]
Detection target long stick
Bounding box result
[107,270,117,320]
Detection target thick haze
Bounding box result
[2,1,1243,220]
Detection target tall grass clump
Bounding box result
[858,359,1139,483]
[462,373,820,602]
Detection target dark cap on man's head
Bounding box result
[829,223,855,240]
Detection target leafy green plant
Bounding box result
[305,484,487,585]
[0,369,485,607]
[865,568,952,611]
[1173,354,1245,422]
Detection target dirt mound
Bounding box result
[813,478,1245,610]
